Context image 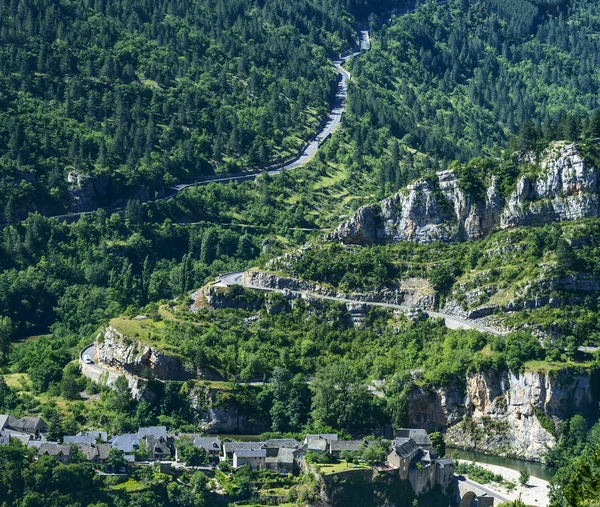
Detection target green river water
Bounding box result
[450,448,556,482]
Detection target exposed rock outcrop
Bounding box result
[242,270,436,310]
[95,325,196,381]
[68,171,110,212]
[67,170,157,212]
[331,143,599,245]
[406,381,465,433]
[408,367,598,461]
[189,385,270,434]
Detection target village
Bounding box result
[0,413,481,501]
[1,411,552,506]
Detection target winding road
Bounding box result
[31,4,439,225]
[34,32,366,225]
[79,343,138,389]
[218,272,505,336]
[80,265,504,387]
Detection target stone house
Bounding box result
[262,439,300,457]
[395,429,433,450]
[225,440,307,474]
[139,432,171,460]
[264,441,307,474]
[0,414,47,439]
[64,431,108,446]
[173,434,222,462]
[10,417,48,438]
[387,429,454,496]
[75,442,112,464]
[223,442,261,462]
[233,448,266,469]
[329,439,368,457]
[190,435,222,460]
[188,434,222,460]
[110,427,172,460]
[33,443,73,465]
[4,432,31,446]
[304,434,337,453]
[436,458,454,486]
[387,438,421,475]
[267,447,295,474]
[110,433,139,454]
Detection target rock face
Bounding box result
[67,170,156,212]
[95,325,194,381]
[189,385,270,434]
[68,171,110,212]
[406,381,465,433]
[331,143,599,245]
[409,368,597,461]
[242,270,436,310]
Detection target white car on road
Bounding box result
[83,355,93,364]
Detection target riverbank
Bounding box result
[451,448,556,481]
[460,460,550,506]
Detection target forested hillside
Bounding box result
[3,0,600,505]
[0,0,361,218]
[345,0,600,196]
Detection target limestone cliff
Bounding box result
[331,143,599,245]
[408,367,597,461]
[95,325,195,381]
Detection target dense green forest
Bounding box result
[0,0,363,218]
[344,0,600,196]
[0,208,268,339]
[4,0,600,505]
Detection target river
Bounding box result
[450,448,556,482]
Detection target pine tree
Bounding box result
[200,229,218,265]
